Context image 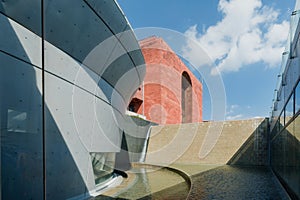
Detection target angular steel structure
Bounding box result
[0,0,145,199]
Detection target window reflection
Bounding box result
[90,153,115,185]
[285,93,294,124]
[295,33,300,58]
[279,111,285,127]
[296,81,300,113]
[7,109,27,133]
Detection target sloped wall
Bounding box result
[145,118,269,166]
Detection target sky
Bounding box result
[117,0,296,121]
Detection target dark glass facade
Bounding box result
[270,5,300,199]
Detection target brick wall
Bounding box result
[130,36,202,125]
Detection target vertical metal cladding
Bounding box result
[0,0,145,199]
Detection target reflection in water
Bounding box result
[96,164,190,200]
[117,167,152,199]
[97,165,290,200]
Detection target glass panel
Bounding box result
[279,110,285,128]
[294,32,300,58]
[271,115,300,198]
[277,87,285,114]
[290,10,300,46]
[90,153,115,185]
[285,93,294,123]
[280,51,289,77]
[296,81,300,113]
[294,115,300,197]
[295,33,300,57]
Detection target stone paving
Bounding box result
[187,165,290,200]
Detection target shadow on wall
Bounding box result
[0,12,88,199]
[121,116,157,163]
[115,132,131,171]
[227,118,269,166]
[227,116,300,198]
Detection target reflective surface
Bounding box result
[269,4,300,199]
[91,153,115,185]
[96,164,190,200]
[97,165,289,200]
[271,115,300,198]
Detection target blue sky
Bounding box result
[118,0,295,121]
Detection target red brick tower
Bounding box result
[129,36,202,124]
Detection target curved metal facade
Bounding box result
[0,0,145,199]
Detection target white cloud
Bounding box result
[182,0,289,75]
[226,104,241,120]
[226,114,244,120]
[225,104,266,120]
[227,104,239,115]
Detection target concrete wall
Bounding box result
[122,116,157,163]
[145,118,269,166]
[0,0,145,199]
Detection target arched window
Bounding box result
[182,72,192,123]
